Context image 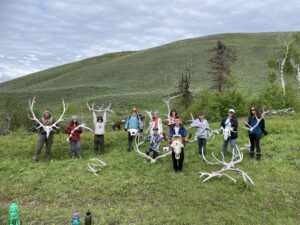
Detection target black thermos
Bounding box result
[85,210,92,225]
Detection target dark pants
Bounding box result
[172,149,184,172]
[127,132,134,151]
[33,134,54,161]
[70,140,82,158]
[94,135,104,155]
[249,134,262,160]
[146,147,158,159]
[197,137,207,155]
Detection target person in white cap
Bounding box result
[65,115,83,158]
[220,108,238,156]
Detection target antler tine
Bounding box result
[94,104,104,112]
[201,148,220,165]
[163,93,183,116]
[52,99,68,126]
[105,102,114,113]
[86,101,92,111]
[28,96,43,124]
[190,112,195,121]
[94,102,114,113]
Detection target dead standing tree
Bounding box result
[177,62,193,109]
[208,40,237,92]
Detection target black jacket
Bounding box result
[220,116,238,139]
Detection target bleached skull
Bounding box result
[223,128,231,141]
[36,124,58,139]
[171,140,184,160]
[128,129,139,136]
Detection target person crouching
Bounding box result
[146,127,162,159]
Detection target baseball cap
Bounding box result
[228,109,235,113]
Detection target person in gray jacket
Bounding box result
[190,112,209,155]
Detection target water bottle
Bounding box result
[9,202,21,225]
[72,212,80,225]
[85,210,92,225]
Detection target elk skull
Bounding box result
[170,139,184,160]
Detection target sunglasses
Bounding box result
[251,108,256,111]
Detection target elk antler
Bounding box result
[86,101,96,111]
[67,123,94,142]
[244,110,268,132]
[87,158,107,176]
[28,96,69,138]
[94,102,114,114]
[134,135,171,163]
[144,110,153,134]
[28,96,45,129]
[162,94,183,119]
[199,145,255,185]
[51,99,69,129]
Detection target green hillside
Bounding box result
[0,32,299,113]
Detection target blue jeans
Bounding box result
[70,140,82,158]
[222,137,237,156]
[146,147,158,159]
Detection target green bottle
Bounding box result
[9,202,21,225]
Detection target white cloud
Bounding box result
[0,0,300,82]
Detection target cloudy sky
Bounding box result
[0,0,299,82]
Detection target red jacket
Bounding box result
[65,122,82,141]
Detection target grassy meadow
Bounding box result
[0,114,299,224]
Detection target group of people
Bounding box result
[32,105,267,172]
[190,107,266,161]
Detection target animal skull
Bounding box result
[171,139,184,160]
[128,129,139,136]
[222,128,231,141]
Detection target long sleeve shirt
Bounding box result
[93,111,107,135]
[190,119,209,138]
[125,114,143,130]
[149,117,163,136]
[149,134,162,152]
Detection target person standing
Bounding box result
[168,116,190,172]
[149,111,163,137]
[190,112,209,155]
[124,107,143,151]
[66,115,83,158]
[220,109,238,156]
[167,109,178,131]
[247,106,266,161]
[93,110,107,155]
[33,108,57,162]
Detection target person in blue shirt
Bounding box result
[124,107,143,151]
[168,116,190,172]
[247,106,267,161]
